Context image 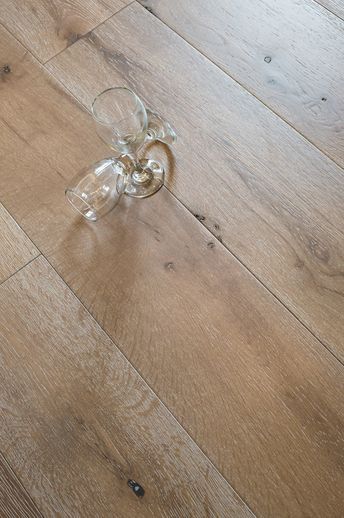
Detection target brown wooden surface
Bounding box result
[0,67,344,518]
[46,3,344,362]
[139,0,344,168]
[0,452,42,518]
[0,203,38,284]
[0,256,251,518]
[0,24,110,179]
[0,0,131,63]
[1,2,344,517]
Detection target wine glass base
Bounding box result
[146,109,177,145]
[125,159,164,198]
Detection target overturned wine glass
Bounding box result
[65,158,127,222]
[66,87,176,221]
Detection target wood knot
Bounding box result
[294,257,304,269]
[309,238,329,263]
[1,64,11,74]
[128,480,144,497]
[164,261,175,271]
[67,32,80,45]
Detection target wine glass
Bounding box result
[65,87,177,220]
[92,87,173,198]
[65,158,127,221]
[145,109,177,146]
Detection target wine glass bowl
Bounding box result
[65,158,127,221]
[91,87,177,199]
[92,87,148,155]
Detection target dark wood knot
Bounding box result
[1,64,11,74]
[128,479,145,497]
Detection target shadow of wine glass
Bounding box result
[56,136,177,334]
[142,139,176,188]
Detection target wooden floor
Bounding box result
[0,1,343,516]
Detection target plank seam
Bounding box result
[135,1,344,172]
[0,451,44,517]
[311,0,344,22]
[43,0,136,65]
[0,1,136,66]
[0,232,256,517]
[0,254,41,287]
[42,24,344,369]
[167,187,344,370]
[0,20,46,65]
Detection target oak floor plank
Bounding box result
[0,24,110,180]
[0,256,251,517]
[0,203,39,284]
[1,15,344,517]
[46,4,344,361]
[315,0,344,21]
[1,99,344,518]
[0,452,42,518]
[0,0,131,63]
[139,0,344,168]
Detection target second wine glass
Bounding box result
[92,87,165,198]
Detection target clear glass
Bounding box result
[92,87,168,198]
[146,109,177,146]
[92,87,148,155]
[65,88,177,220]
[65,158,126,221]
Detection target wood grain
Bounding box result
[0,24,110,180]
[0,256,251,518]
[1,108,344,517]
[46,4,344,361]
[0,452,42,518]
[139,0,344,168]
[315,0,344,21]
[1,14,344,517]
[0,0,131,63]
[0,203,38,284]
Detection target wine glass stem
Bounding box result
[145,129,155,142]
[128,153,141,171]
[128,154,152,185]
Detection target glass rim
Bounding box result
[91,87,144,126]
[65,188,97,221]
